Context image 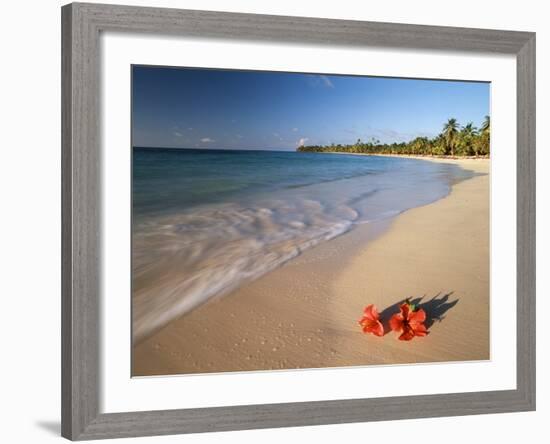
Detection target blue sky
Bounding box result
[132,66,489,150]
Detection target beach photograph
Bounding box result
[131,66,490,376]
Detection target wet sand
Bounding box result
[133,158,490,376]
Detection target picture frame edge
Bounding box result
[61,2,536,440]
[515,32,536,412]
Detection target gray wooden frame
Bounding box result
[61,2,536,440]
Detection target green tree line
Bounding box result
[297,117,490,157]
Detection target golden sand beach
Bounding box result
[133,158,489,376]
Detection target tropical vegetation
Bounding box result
[297,117,490,157]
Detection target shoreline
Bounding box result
[133,158,489,376]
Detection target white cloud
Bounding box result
[297,137,309,147]
[292,127,298,132]
[319,75,334,88]
[200,137,214,143]
[306,74,335,89]
[173,131,183,137]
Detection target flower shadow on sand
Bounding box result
[378,292,459,335]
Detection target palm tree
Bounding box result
[480,115,490,134]
[442,118,459,156]
[458,122,477,156]
[478,115,490,155]
[295,117,490,157]
[462,122,478,137]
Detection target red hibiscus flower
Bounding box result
[389,302,428,341]
[359,304,384,337]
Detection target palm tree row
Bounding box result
[297,117,490,157]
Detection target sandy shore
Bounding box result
[133,158,490,376]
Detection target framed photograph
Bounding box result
[61,2,536,440]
